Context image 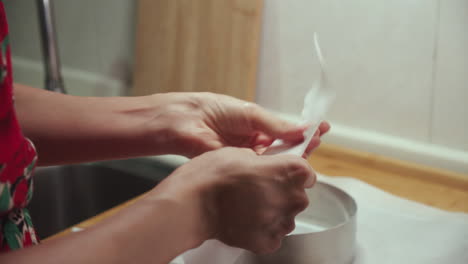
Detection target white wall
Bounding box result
[432,0,468,152]
[256,0,468,173]
[5,0,135,96]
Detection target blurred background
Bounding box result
[5,0,468,174]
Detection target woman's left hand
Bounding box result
[147,92,330,158]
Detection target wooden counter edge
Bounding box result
[314,143,468,190]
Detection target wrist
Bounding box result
[141,92,205,157]
[145,179,216,248]
[117,93,179,157]
[138,93,178,156]
[92,192,207,263]
[147,158,225,244]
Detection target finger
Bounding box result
[278,217,296,235]
[318,121,331,136]
[303,171,316,188]
[304,121,329,137]
[268,155,316,188]
[248,105,306,142]
[302,136,321,158]
[289,157,315,188]
[251,132,275,148]
[251,133,278,154]
[302,122,329,158]
[183,136,224,158]
[284,190,310,218]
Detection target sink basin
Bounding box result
[27,158,176,239]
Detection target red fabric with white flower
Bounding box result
[0,2,39,252]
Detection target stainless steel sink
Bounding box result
[27,158,176,239]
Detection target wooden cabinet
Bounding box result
[133,0,263,101]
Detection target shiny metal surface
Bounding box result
[37,0,66,93]
[28,158,175,239]
[237,181,357,264]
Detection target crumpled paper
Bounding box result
[263,33,334,156]
[318,175,468,264]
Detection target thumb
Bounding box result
[249,106,306,142]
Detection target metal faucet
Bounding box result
[36,0,66,93]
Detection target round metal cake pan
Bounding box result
[235,181,357,264]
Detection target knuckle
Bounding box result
[287,157,311,175]
[244,101,260,112]
[245,104,265,126]
[281,218,296,234]
[261,210,278,227]
[292,192,309,213]
[298,196,309,212]
[281,157,312,184]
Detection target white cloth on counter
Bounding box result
[318,174,468,264]
[171,174,468,264]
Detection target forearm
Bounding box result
[0,195,204,264]
[14,84,168,165]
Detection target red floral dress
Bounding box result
[0,2,39,252]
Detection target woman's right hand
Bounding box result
[149,147,315,254]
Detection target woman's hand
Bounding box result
[147,92,330,158]
[148,147,315,254]
[14,84,329,166]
